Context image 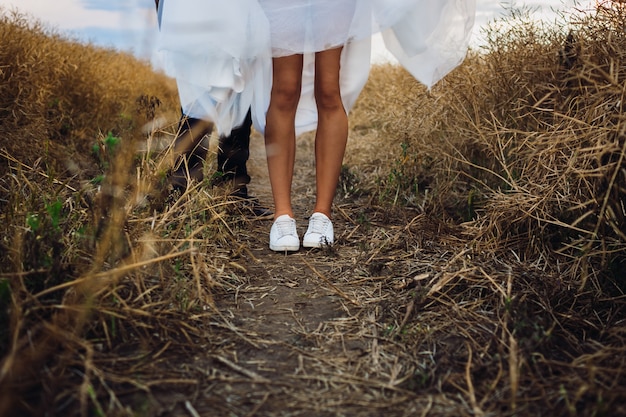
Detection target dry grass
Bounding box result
[0,9,180,179]
[0,9,227,415]
[350,2,626,288]
[0,3,626,417]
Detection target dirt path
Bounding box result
[146,132,460,416]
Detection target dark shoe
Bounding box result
[168,161,204,192]
[245,199,274,218]
[231,186,273,218]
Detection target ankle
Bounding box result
[312,209,331,219]
[274,210,294,220]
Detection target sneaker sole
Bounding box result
[302,239,319,248]
[302,240,333,248]
[303,234,333,248]
[270,244,300,252]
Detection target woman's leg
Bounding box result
[312,47,348,218]
[265,54,304,219]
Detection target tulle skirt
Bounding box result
[157,0,475,135]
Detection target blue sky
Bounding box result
[0,0,592,69]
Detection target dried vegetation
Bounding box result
[0,2,625,417]
[351,3,626,287]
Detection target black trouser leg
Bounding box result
[216,109,252,194]
[169,115,212,190]
[169,110,253,193]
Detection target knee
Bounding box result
[315,86,343,113]
[271,82,301,112]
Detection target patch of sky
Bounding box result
[79,0,134,11]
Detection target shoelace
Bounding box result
[308,215,330,234]
[275,218,296,238]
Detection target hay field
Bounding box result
[0,2,625,416]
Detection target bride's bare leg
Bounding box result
[264,54,304,219]
[312,47,347,218]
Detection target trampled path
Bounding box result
[147,131,476,417]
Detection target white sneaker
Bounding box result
[269,214,300,252]
[303,212,334,248]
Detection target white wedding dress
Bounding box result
[158,0,475,136]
